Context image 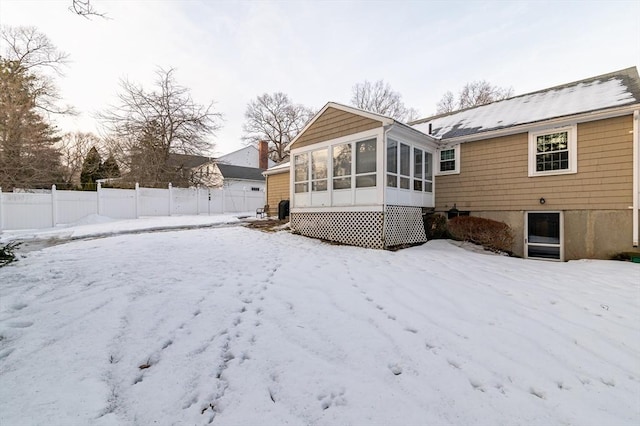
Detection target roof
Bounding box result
[167,153,215,169]
[263,161,290,176]
[411,67,640,140]
[216,164,265,181]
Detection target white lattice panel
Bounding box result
[291,211,384,249]
[384,205,427,247]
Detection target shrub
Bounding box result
[447,216,514,254]
[0,242,21,267]
[423,213,449,240]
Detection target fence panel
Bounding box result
[139,187,170,216]
[172,187,198,215]
[2,192,52,230]
[57,190,98,224]
[100,188,136,219]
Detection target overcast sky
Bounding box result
[1,0,639,157]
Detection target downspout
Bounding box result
[633,110,639,247]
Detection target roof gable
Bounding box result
[412,67,640,140]
[287,102,392,151]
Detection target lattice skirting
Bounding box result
[291,206,426,249]
[384,205,427,247]
[291,211,385,249]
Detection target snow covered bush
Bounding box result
[447,216,514,254]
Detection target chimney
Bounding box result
[258,140,269,169]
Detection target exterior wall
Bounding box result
[265,171,290,213]
[473,210,634,260]
[435,115,635,260]
[436,115,633,212]
[218,146,276,169]
[291,107,382,150]
[224,179,265,192]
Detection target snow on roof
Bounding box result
[412,67,640,140]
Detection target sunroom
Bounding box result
[286,102,438,249]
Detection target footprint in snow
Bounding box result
[388,363,403,375]
[8,321,33,328]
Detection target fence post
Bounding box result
[196,186,200,215]
[51,184,58,227]
[0,187,3,231]
[222,188,225,213]
[97,182,102,215]
[207,188,211,215]
[135,182,140,219]
[168,182,173,216]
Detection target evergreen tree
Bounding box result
[80,146,102,189]
[101,154,120,179]
[0,59,62,190]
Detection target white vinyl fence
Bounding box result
[0,183,265,231]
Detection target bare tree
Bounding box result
[350,80,418,122]
[0,26,74,115]
[57,132,102,188]
[70,0,106,18]
[99,67,222,187]
[436,81,514,114]
[242,92,314,163]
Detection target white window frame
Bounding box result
[436,145,460,175]
[528,125,577,177]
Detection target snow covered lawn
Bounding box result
[1,224,638,425]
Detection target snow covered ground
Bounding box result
[0,217,638,425]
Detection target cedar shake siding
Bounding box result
[435,115,633,212]
[291,107,382,150]
[265,172,290,214]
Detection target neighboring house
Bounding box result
[283,102,438,249]
[212,163,266,192]
[265,67,640,260]
[410,66,640,260]
[168,153,217,187]
[217,141,275,169]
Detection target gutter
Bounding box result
[633,110,639,247]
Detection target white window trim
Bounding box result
[436,145,460,175]
[528,125,577,177]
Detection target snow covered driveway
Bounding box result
[1,226,638,425]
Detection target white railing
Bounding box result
[0,183,265,231]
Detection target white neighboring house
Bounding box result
[211,164,267,191]
[217,142,275,169]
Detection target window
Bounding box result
[355,139,376,188]
[399,143,410,189]
[333,143,352,190]
[294,153,309,193]
[386,139,398,188]
[413,148,423,191]
[424,152,433,192]
[529,126,577,176]
[437,145,459,175]
[311,149,328,191]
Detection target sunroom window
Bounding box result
[413,148,423,191]
[529,126,577,176]
[311,149,328,191]
[355,139,376,188]
[294,153,309,193]
[424,152,433,192]
[399,143,410,189]
[333,143,352,190]
[386,139,398,188]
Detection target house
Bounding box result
[168,141,272,189]
[410,66,640,260]
[263,161,290,214]
[282,102,438,249]
[265,67,640,260]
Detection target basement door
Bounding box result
[525,211,563,261]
